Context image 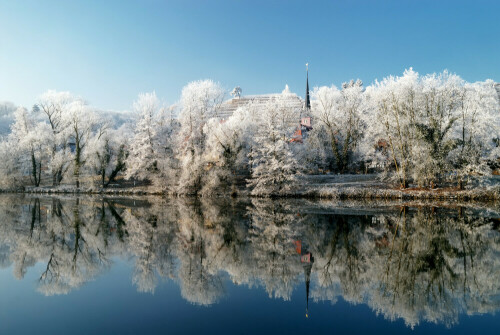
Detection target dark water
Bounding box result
[0,195,499,334]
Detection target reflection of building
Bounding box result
[294,240,315,318]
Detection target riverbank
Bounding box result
[297,185,500,201]
[2,174,499,201]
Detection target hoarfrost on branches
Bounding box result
[0,69,498,193]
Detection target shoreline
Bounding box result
[1,185,498,202]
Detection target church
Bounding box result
[218,65,314,142]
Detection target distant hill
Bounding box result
[101,109,136,128]
[0,101,16,136]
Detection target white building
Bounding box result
[218,67,314,142]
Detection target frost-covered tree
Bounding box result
[410,72,463,186]
[62,101,105,188]
[366,69,421,188]
[38,90,79,186]
[154,105,180,190]
[126,92,161,181]
[202,107,253,196]
[10,106,51,186]
[366,69,500,188]
[0,139,23,189]
[451,80,500,186]
[310,79,365,173]
[86,126,128,188]
[126,92,177,189]
[0,71,498,192]
[248,95,300,196]
[177,80,225,194]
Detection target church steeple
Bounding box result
[305,63,311,111]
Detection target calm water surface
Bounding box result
[0,195,499,334]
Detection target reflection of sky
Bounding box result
[1,259,500,334]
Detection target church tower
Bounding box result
[305,63,311,111]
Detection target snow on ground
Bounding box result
[298,174,385,188]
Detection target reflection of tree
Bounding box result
[0,196,131,295]
[126,208,158,293]
[175,199,224,305]
[0,195,500,328]
[247,199,302,301]
[125,200,177,293]
[365,208,500,327]
[0,196,32,272]
[37,198,110,295]
[106,200,128,242]
[199,198,251,286]
[309,214,370,304]
[11,198,41,278]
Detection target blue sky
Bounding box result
[0,0,499,110]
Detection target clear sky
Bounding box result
[0,0,499,111]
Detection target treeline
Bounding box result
[0,69,498,195]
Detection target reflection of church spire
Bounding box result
[295,239,314,318]
[304,260,312,318]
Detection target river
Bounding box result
[0,195,499,334]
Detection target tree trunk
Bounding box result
[31,150,40,187]
[74,133,81,189]
[37,162,41,187]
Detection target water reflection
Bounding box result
[0,195,499,328]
